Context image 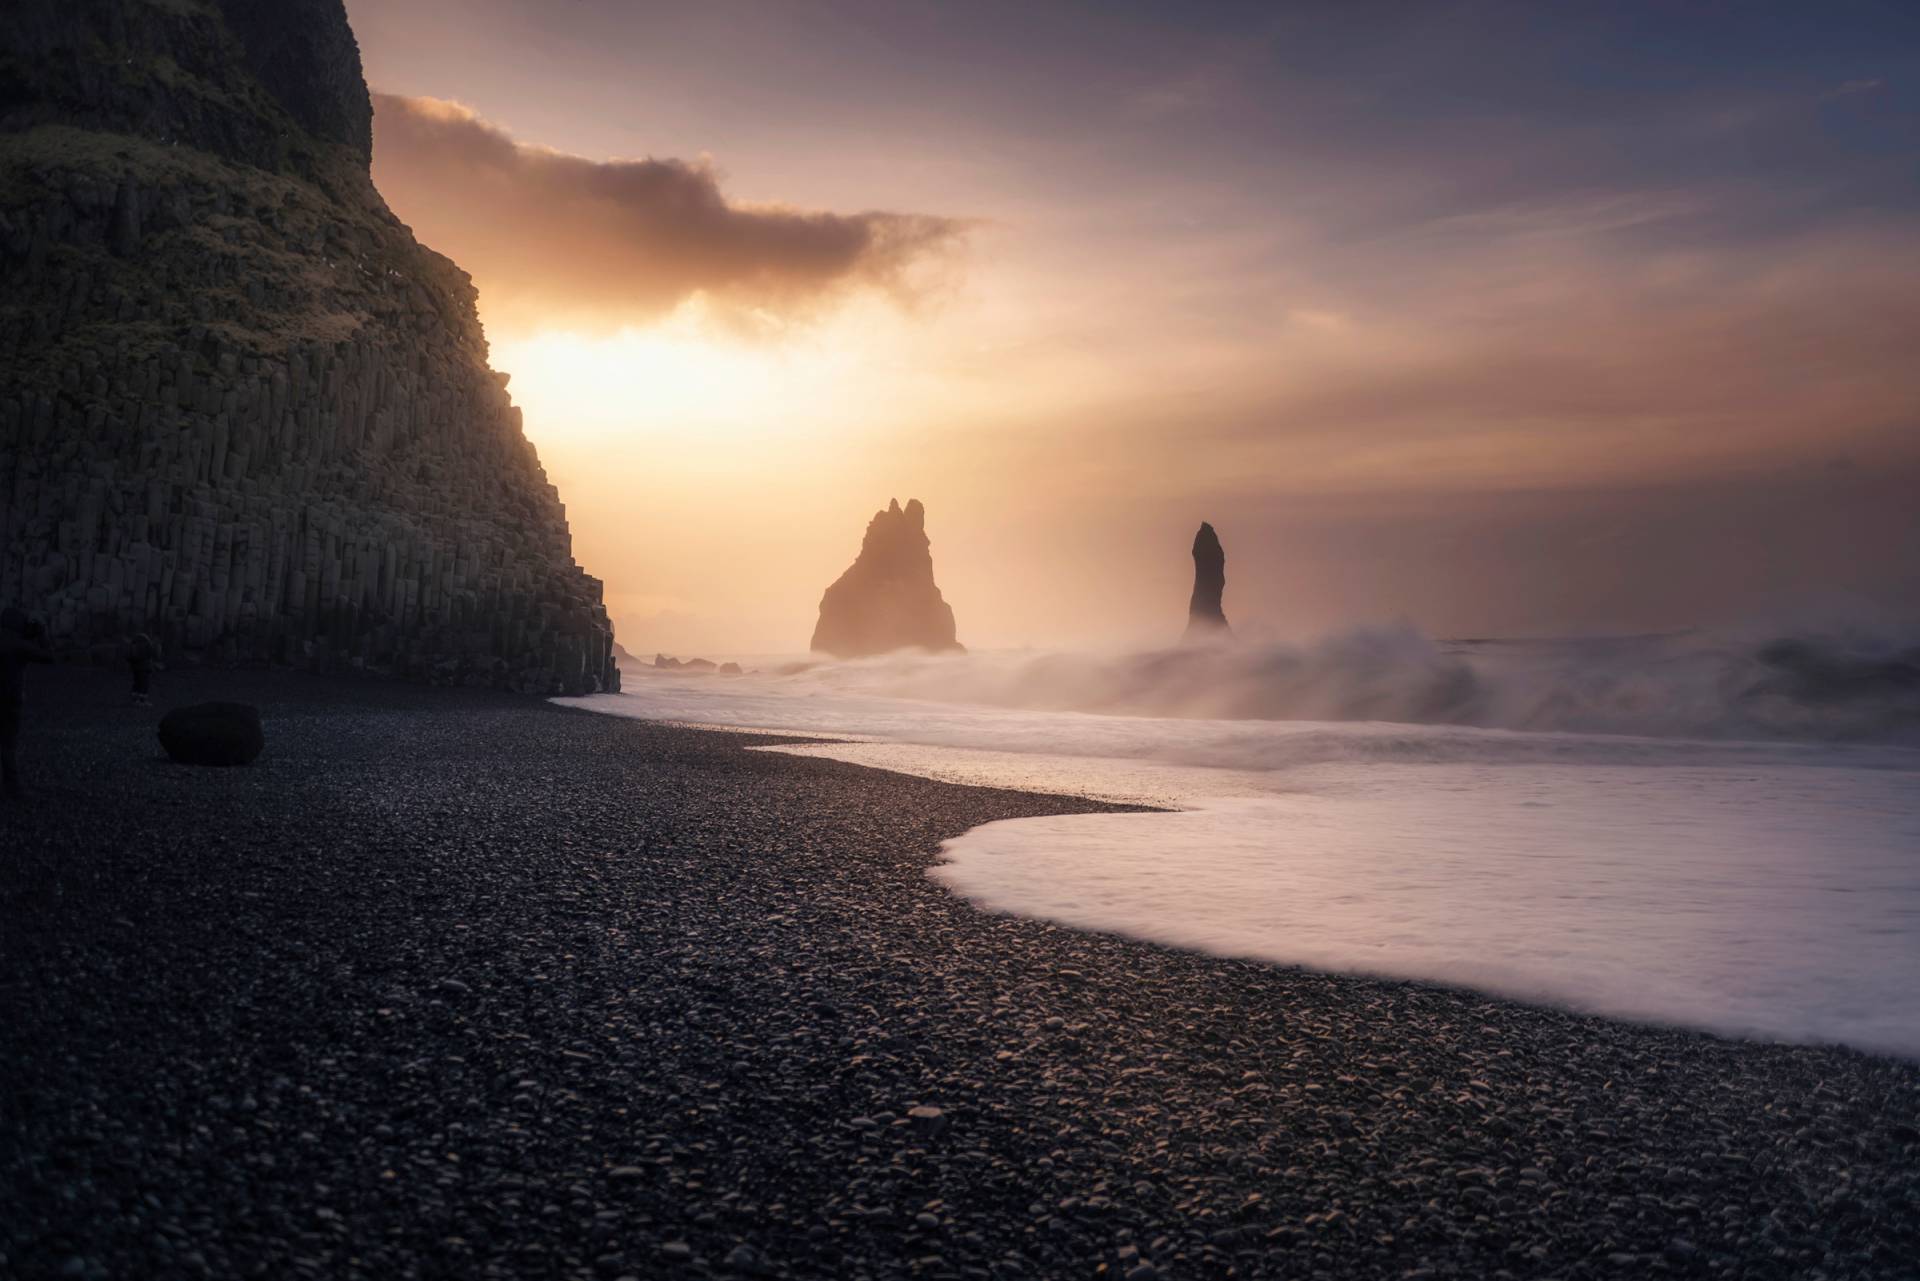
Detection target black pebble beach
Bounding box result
[3,669,1917,1280]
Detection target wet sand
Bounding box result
[2,667,1916,1279]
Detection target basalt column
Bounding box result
[0,0,619,694]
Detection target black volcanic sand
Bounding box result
[3,670,1917,1281]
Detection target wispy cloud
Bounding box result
[370,94,968,332]
[1826,78,1885,98]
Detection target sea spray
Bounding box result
[559,622,1920,1058]
[725,623,1920,743]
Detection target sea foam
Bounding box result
[561,629,1920,1058]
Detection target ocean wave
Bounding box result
[753,624,1920,743]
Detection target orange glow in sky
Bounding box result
[353,1,1920,653]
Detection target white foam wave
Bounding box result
[560,628,1920,1058]
[711,623,1919,743]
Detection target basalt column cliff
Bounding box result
[0,0,619,693]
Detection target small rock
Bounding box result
[723,1244,763,1273]
[157,701,265,766]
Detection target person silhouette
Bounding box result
[129,631,159,706]
[1,606,55,801]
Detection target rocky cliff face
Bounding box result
[0,0,618,693]
[1184,521,1231,640]
[811,498,962,658]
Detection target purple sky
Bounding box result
[347,0,1920,650]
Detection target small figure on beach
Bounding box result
[1,606,55,801]
[128,632,160,706]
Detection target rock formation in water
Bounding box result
[1184,521,1231,640]
[811,498,962,658]
[653,654,718,672]
[0,0,618,694]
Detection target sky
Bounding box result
[344,0,1920,654]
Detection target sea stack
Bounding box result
[1184,521,1231,640]
[0,0,618,695]
[811,499,963,658]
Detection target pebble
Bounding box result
[2,668,1915,1281]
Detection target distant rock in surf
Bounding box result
[1184,522,1232,641]
[811,499,963,658]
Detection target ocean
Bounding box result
[561,626,1920,1058]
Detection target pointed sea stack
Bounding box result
[1184,521,1231,640]
[811,499,963,658]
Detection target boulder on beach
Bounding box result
[158,702,266,767]
[811,498,963,658]
[1183,521,1231,641]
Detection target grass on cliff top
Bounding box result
[3,129,379,354]
[3,120,495,355]
[0,125,283,210]
[0,126,484,368]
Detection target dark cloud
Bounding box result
[369,94,966,329]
